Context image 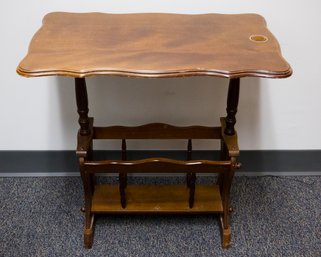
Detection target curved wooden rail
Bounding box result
[93,123,222,139]
[83,157,231,173]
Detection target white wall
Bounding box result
[1,1,320,150]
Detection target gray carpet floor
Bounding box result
[0,176,320,257]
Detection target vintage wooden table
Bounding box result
[17,12,292,249]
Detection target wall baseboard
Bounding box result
[1,150,321,176]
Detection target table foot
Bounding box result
[220,215,231,248]
[84,214,95,249]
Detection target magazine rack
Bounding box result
[17,12,292,248]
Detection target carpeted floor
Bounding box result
[0,176,320,257]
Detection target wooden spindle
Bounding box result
[187,139,192,160]
[121,139,127,161]
[187,139,196,208]
[121,139,128,188]
[189,173,196,208]
[186,139,192,188]
[119,139,127,208]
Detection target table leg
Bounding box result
[79,158,95,248]
[220,78,240,247]
[221,165,235,229]
[218,77,240,202]
[75,78,94,248]
[75,78,90,136]
[224,78,240,136]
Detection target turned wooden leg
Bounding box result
[219,78,240,247]
[75,78,90,136]
[224,78,240,136]
[75,78,95,248]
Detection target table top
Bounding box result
[17,12,292,79]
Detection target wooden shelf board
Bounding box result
[92,184,223,213]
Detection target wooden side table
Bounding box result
[17,12,292,249]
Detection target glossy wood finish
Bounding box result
[17,12,292,78]
[91,184,223,213]
[17,12,292,250]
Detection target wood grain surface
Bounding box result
[91,184,223,213]
[17,12,292,78]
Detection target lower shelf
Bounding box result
[92,184,223,213]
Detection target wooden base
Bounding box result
[92,184,223,213]
[85,184,231,248]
